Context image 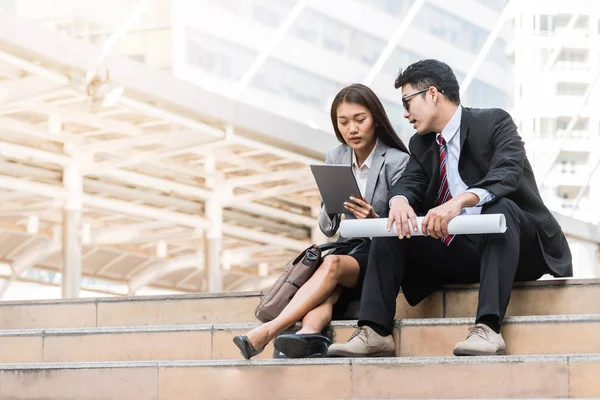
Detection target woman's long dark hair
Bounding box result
[330,83,409,154]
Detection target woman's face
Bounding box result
[336,101,376,151]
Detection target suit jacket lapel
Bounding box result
[459,107,470,157]
[429,137,440,190]
[364,140,387,204]
[457,107,471,185]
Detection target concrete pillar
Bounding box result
[204,198,223,292]
[62,164,83,298]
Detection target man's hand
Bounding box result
[344,197,379,219]
[386,197,418,239]
[421,192,479,239]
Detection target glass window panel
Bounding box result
[540,14,553,32]
[290,9,321,44]
[474,0,507,12]
[321,16,350,53]
[382,47,420,76]
[253,58,341,110]
[186,28,258,81]
[350,31,386,65]
[466,80,507,108]
[556,82,588,96]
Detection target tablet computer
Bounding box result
[310,164,361,214]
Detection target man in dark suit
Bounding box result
[327,59,572,357]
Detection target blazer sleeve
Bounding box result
[387,138,430,208]
[468,109,525,199]
[389,152,410,187]
[317,150,341,237]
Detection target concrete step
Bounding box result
[1,278,600,330]
[2,314,600,363]
[0,355,598,399]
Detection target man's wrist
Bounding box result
[454,192,480,208]
[390,196,409,207]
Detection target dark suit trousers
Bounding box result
[358,198,548,334]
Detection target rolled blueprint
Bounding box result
[339,214,507,238]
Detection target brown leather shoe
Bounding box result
[327,326,394,357]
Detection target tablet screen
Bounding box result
[310,164,362,214]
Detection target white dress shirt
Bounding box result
[351,139,377,198]
[437,105,495,214]
[391,106,495,214]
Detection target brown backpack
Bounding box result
[255,239,368,323]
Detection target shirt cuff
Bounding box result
[389,195,409,209]
[466,188,496,206]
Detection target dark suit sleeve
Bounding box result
[387,139,429,207]
[468,109,525,199]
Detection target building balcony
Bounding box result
[529,134,598,153]
[534,34,590,50]
[544,167,590,187]
[553,61,592,71]
[547,197,578,210]
[554,26,590,38]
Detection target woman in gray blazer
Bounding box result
[234,84,410,359]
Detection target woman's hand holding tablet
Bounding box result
[344,196,379,219]
[310,164,375,218]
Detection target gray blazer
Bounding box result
[318,140,410,237]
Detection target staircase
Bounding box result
[0,279,599,399]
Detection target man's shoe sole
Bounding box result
[327,350,394,358]
[274,335,328,358]
[453,348,506,356]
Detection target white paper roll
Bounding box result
[339,214,507,238]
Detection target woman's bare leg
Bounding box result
[296,286,342,334]
[245,255,359,349]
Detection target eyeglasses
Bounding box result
[401,88,429,112]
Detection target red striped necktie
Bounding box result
[436,134,455,246]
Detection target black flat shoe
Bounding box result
[233,335,265,360]
[274,333,331,358]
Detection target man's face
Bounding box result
[401,84,435,135]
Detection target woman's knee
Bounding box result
[320,255,341,281]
